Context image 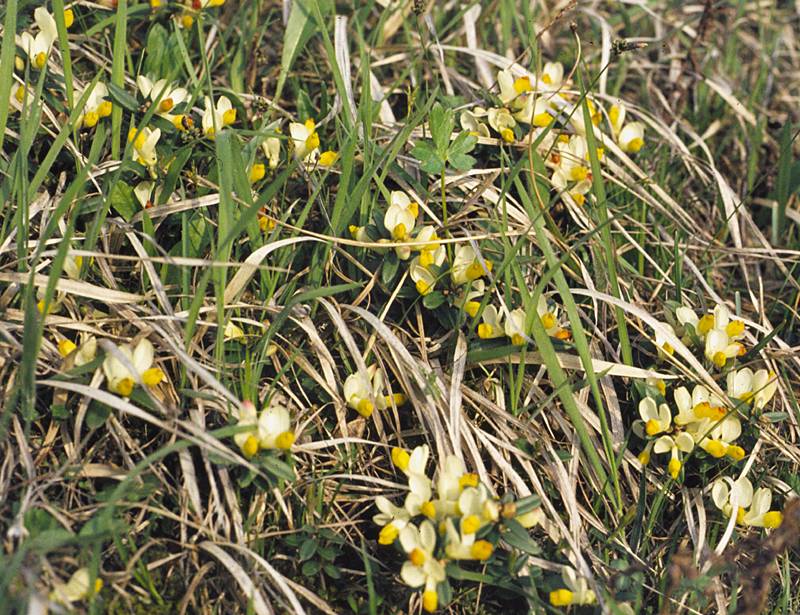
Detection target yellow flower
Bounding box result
[289,118,321,162]
[137,76,189,119]
[548,567,596,607]
[77,82,113,130]
[249,163,266,183]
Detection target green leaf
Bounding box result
[301,560,321,576]
[109,182,137,221]
[86,401,112,429]
[429,102,454,154]
[449,153,476,172]
[448,131,477,157]
[143,23,168,77]
[422,291,446,310]
[260,454,295,482]
[299,538,317,561]
[323,563,341,579]
[107,81,140,113]
[381,253,399,285]
[501,518,541,555]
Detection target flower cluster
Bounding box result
[635,301,787,536]
[374,445,542,612]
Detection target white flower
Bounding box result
[289,118,320,162]
[704,328,743,368]
[50,568,102,605]
[344,365,405,417]
[618,122,645,153]
[16,8,58,70]
[676,305,700,332]
[688,415,742,459]
[476,305,504,340]
[727,367,778,409]
[673,384,725,425]
[77,82,113,129]
[261,136,281,168]
[457,484,499,534]
[459,109,490,138]
[434,455,476,518]
[257,401,295,450]
[653,432,695,479]
[497,69,520,105]
[202,95,236,138]
[384,204,416,260]
[443,517,494,560]
[57,334,97,367]
[374,496,410,545]
[233,400,260,457]
[102,339,164,397]
[639,397,672,437]
[451,244,491,286]
[712,476,783,528]
[399,521,446,613]
[409,258,438,296]
[537,295,569,339]
[513,94,553,126]
[134,181,162,209]
[504,307,528,345]
[392,444,430,477]
[128,126,161,169]
[487,107,516,143]
[541,62,564,91]
[137,75,189,118]
[549,567,596,607]
[551,135,590,187]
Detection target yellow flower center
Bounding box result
[422,590,438,613]
[625,137,644,153]
[275,430,295,450]
[419,249,434,268]
[181,14,195,29]
[356,398,374,418]
[34,52,47,70]
[391,447,410,471]
[465,261,485,282]
[542,73,552,85]
[661,342,674,355]
[726,320,745,337]
[98,101,113,117]
[668,457,681,479]
[172,114,193,131]
[637,450,650,466]
[116,377,135,398]
[554,328,571,340]
[697,314,715,335]
[249,163,266,183]
[392,223,408,241]
[513,76,531,94]
[459,473,479,490]
[470,540,493,560]
[533,112,552,127]
[763,511,783,529]
[222,108,237,126]
[415,279,432,296]
[609,105,620,127]
[378,524,399,545]
[511,333,525,346]
[242,434,259,458]
[409,548,426,567]
[83,111,100,129]
[477,323,494,339]
[712,351,727,368]
[726,445,745,461]
[142,367,164,386]
[500,127,515,143]
[420,501,436,519]
[64,9,75,28]
[736,507,747,524]
[570,166,589,182]
[462,515,481,534]
[318,150,338,166]
[14,85,27,103]
[58,339,77,357]
[645,419,661,436]
[704,440,726,458]
[541,312,556,330]
[159,97,174,112]
[408,202,420,217]
[549,589,574,607]
[464,301,480,319]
